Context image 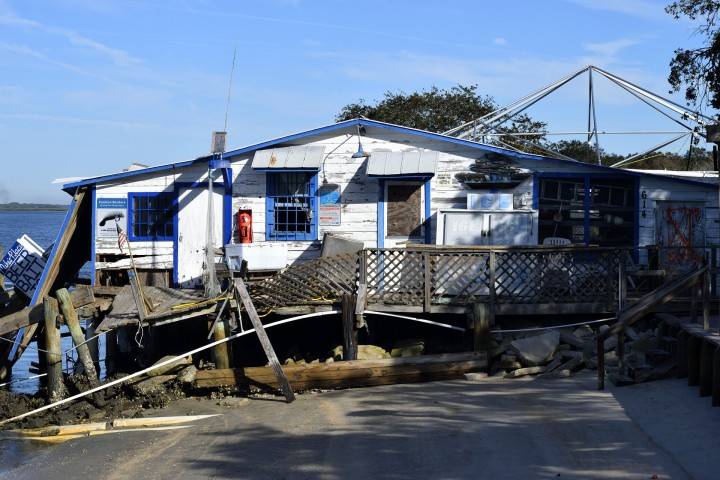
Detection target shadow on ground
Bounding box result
[183,374,688,479]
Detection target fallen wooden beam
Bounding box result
[193,352,487,390]
[234,278,295,402]
[0,285,95,337]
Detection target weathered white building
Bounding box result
[58,118,718,288]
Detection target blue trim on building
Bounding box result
[127,191,175,242]
[634,177,641,262]
[582,177,591,245]
[424,179,432,244]
[62,117,719,194]
[377,179,430,246]
[534,172,639,250]
[11,196,79,359]
[265,171,319,241]
[90,186,96,286]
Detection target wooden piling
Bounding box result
[597,334,605,390]
[341,294,358,361]
[471,303,493,353]
[713,346,720,407]
[700,339,714,397]
[36,325,47,388]
[677,330,688,378]
[617,330,625,375]
[56,288,98,384]
[687,334,702,387]
[43,297,65,402]
[105,330,118,376]
[702,265,711,330]
[212,315,231,370]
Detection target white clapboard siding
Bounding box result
[89,128,720,276]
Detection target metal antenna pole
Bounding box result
[611,132,690,168]
[589,68,602,165]
[224,48,237,133]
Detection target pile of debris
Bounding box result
[283,339,426,365]
[488,316,677,384]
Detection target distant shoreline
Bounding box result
[0,203,67,212]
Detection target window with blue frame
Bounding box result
[266,172,318,241]
[128,192,174,241]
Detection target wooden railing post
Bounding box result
[423,251,431,313]
[597,333,605,390]
[618,261,627,311]
[712,247,717,299]
[341,294,358,361]
[489,251,497,305]
[703,261,711,330]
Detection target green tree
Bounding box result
[336,84,546,138]
[666,0,720,114]
[336,85,495,132]
[545,140,626,165]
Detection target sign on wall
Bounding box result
[96,197,128,238]
[0,235,47,298]
[319,184,341,226]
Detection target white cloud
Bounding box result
[493,37,507,46]
[564,0,667,20]
[0,42,117,83]
[0,13,141,66]
[580,38,639,66]
[0,112,156,129]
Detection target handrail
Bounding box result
[599,264,708,341]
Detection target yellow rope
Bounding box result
[170,295,233,311]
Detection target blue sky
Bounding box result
[0,0,712,203]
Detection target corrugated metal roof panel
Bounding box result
[366,150,438,176]
[252,146,324,169]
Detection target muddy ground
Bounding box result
[0,374,201,430]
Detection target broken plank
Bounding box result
[12,190,88,364]
[234,278,295,402]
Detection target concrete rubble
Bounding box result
[490,315,678,385]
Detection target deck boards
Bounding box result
[97,286,209,331]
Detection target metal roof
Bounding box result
[252,146,324,169]
[366,150,438,176]
[61,118,717,193]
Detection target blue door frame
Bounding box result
[377,177,432,247]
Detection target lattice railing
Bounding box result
[246,246,625,311]
[493,249,618,304]
[248,252,358,311]
[363,247,623,308]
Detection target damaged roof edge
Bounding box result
[61,117,718,193]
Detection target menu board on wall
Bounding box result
[318,184,341,226]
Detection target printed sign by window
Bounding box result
[96,197,128,238]
[319,184,341,226]
[0,235,47,298]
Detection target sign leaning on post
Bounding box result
[0,235,47,298]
